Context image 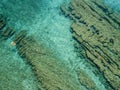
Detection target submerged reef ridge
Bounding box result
[61,0,120,90]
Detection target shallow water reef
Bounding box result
[0,13,104,90]
[13,30,83,90]
[0,15,82,89]
[0,0,120,90]
[0,15,39,90]
[61,0,120,90]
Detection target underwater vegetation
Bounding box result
[0,0,120,90]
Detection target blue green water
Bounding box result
[104,0,120,12]
[0,0,119,90]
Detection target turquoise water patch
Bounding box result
[0,0,43,30]
[104,0,120,12]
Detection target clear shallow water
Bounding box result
[0,0,119,90]
[104,0,120,12]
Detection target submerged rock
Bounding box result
[0,14,6,30]
[77,69,99,90]
[0,14,39,90]
[61,0,120,90]
[0,12,83,90]
[0,27,15,40]
[13,31,82,90]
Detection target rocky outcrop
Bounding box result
[61,0,120,90]
[13,31,82,90]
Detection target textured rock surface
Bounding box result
[0,14,15,40]
[61,0,120,90]
[77,69,99,90]
[1,0,120,89]
[0,27,15,40]
[0,14,6,30]
[13,31,82,90]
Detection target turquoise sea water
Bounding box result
[104,0,120,12]
[0,0,119,90]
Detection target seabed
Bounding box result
[0,0,120,90]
